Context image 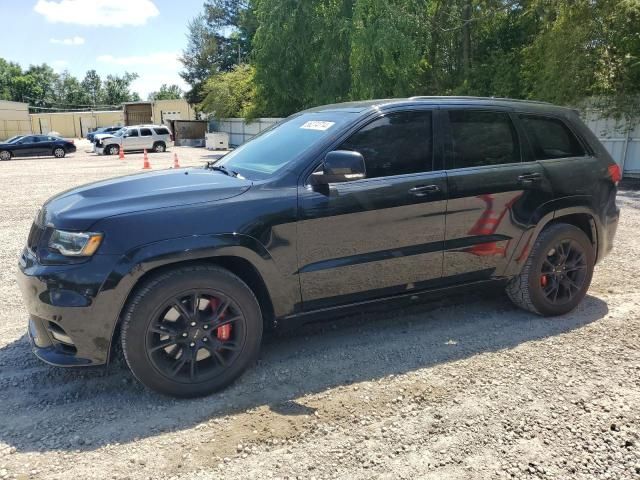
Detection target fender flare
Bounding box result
[102,233,298,361]
[504,202,601,277]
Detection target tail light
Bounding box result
[608,164,622,185]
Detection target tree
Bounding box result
[252,0,354,116]
[103,72,140,104]
[53,71,90,106]
[200,64,258,118]
[180,14,220,103]
[148,84,183,101]
[81,70,103,106]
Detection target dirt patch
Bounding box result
[0,152,638,479]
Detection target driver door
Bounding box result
[122,128,141,150]
[297,109,448,310]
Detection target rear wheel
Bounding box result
[0,150,11,161]
[121,265,263,397]
[506,223,595,316]
[53,147,66,158]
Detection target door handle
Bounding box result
[408,184,441,197]
[517,172,542,185]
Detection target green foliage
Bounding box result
[148,84,183,101]
[183,0,640,118]
[0,58,142,109]
[199,64,258,118]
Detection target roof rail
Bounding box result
[407,95,552,105]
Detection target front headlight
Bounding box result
[48,230,103,257]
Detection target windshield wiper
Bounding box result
[205,162,239,177]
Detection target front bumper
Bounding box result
[17,248,123,367]
[95,146,105,155]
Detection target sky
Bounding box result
[0,0,203,99]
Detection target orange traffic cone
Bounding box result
[119,147,125,160]
[142,149,151,169]
[173,152,180,168]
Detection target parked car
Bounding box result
[0,134,76,161]
[18,97,620,397]
[86,126,123,142]
[94,125,173,155]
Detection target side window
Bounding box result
[140,128,153,136]
[448,110,519,168]
[339,111,433,178]
[154,127,170,135]
[519,115,585,160]
[127,129,139,137]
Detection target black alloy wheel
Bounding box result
[539,239,588,305]
[146,290,245,382]
[506,223,595,316]
[121,265,263,397]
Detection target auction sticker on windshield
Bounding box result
[300,121,335,131]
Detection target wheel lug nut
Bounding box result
[190,321,197,327]
[203,325,209,329]
[182,333,188,337]
[203,337,208,342]
[189,342,195,347]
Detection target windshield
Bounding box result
[113,129,125,137]
[216,111,358,180]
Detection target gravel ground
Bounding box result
[0,146,638,480]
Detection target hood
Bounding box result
[41,168,252,230]
[94,133,115,141]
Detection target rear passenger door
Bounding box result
[442,108,554,280]
[139,127,154,149]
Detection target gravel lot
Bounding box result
[0,146,638,480]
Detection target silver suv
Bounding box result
[95,125,174,155]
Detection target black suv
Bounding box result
[17,97,620,397]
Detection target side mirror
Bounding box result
[310,150,366,185]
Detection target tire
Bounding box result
[506,223,595,316]
[120,265,263,397]
[53,147,66,158]
[0,150,11,161]
[106,145,119,156]
[153,142,166,153]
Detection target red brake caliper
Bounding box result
[210,298,232,341]
[540,275,548,287]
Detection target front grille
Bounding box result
[27,222,45,252]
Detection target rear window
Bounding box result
[154,127,170,135]
[140,128,153,136]
[519,115,585,160]
[448,110,520,168]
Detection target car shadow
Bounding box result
[0,291,608,453]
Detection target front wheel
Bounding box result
[153,142,166,153]
[0,150,11,161]
[506,223,595,316]
[53,147,66,158]
[120,265,263,397]
[106,145,119,156]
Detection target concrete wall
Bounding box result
[209,118,282,146]
[0,100,32,141]
[152,99,196,125]
[30,110,124,138]
[584,110,640,178]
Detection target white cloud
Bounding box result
[34,0,159,27]
[97,52,188,98]
[50,36,85,46]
